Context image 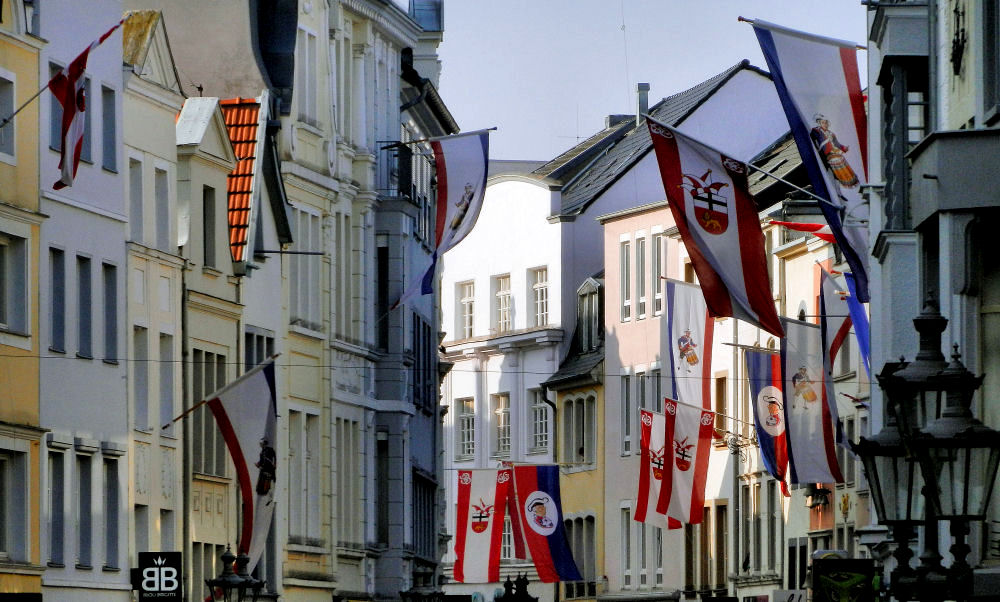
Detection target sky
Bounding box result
[436,1,868,161]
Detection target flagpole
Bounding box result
[379,127,497,151]
[160,353,280,430]
[737,16,867,50]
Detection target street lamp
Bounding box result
[205,546,265,602]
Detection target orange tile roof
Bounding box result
[219,98,261,263]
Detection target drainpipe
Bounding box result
[180,261,191,597]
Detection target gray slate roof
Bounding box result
[554,60,769,218]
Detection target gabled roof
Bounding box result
[122,10,184,96]
[747,131,807,207]
[220,97,263,264]
[530,118,633,186]
[556,60,767,218]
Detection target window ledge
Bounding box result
[0,327,30,338]
[103,358,119,366]
[76,563,94,571]
[76,352,93,360]
[201,266,223,277]
[287,541,327,555]
[102,565,121,573]
[49,346,66,354]
[289,323,325,341]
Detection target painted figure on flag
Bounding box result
[810,114,859,188]
[680,169,729,234]
[450,183,476,230]
[470,498,494,533]
[525,494,557,533]
[792,365,818,404]
[674,436,695,471]
[757,385,784,431]
[676,329,699,372]
[254,438,276,496]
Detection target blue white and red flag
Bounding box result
[746,350,788,489]
[780,318,844,484]
[660,399,715,524]
[393,130,490,308]
[454,469,511,583]
[664,279,714,411]
[752,20,870,302]
[844,272,871,377]
[647,118,783,337]
[205,358,278,572]
[512,465,582,583]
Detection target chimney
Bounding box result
[636,82,650,126]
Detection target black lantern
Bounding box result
[206,546,265,602]
[885,301,949,440]
[855,409,926,526]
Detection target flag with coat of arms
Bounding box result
[453,468,512,583]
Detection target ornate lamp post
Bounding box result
[206,546,265,602]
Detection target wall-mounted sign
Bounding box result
[132,552,183,600]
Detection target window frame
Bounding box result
[0,68,15,163]
[531,267,549,327]
[458,280,475,339]
[494,274,512,334]
[491,392,511,458]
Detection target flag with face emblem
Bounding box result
[746,349,788,487]
[511,465,582,583]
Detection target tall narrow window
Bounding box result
[0,73,14,159]
[621,374,632,454]
[636,237,647,318]
[133,326,148,430]
[102,263,117,361]
[715,504,728,588]
[714,375,727,443]
[290,207,322,331]
[652,233,664,314]
[459,281,475,339]
[651,368,662,412]
[129,159,143,242]
[49,63,62,152]
[636,372,647,410]
[494,274,512,333]
[620,240,631,321]
[134,504,148,554]
[192,350,227,477]
[0,233,28,332]
[456,398,475,459]
[621,507,632,588]
[767,481,777,570]
[103,457,118,569]
[741,484,751,574]
[296,28,318,126]
[203,186,216,268]
[155,168,169,251]
[50,248,65,351]
[753,483,761,571]
[492,393,510,457]
[101,86,115,171]
[654,526,663,586]
[77,453,92,567]
[77,255,92,357]
[639,522,648,585]
[530,389,548,451]
[81,78,92,163]
[48,449,65,565]
[159,334,174,435]
[532,267,548,326]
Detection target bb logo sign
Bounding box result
[135,552,182,600]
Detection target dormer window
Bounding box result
[577,279,601,352]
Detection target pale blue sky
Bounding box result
[437,1,868,161]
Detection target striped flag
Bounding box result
[664,279,714,411]
[843,272,871,377]
[635,409,680,528]
[662,399,715,524]
[454,469,511,583]
[781,318,844,484]
[753,20,870,302]
[511,465,582,583]
[746,350,788,488]
[49,19,125,190]
[769,220,836,243]
[205,358,278,572]
[647,118,783,337]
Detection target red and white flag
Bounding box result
[647,117,783,337]
[770,220,835,243]
[635,409,681,528]
[454,468,511,583]
[662,399,715,525]
[49,19,124,190]
[205,359,278,572]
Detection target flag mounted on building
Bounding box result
[665,279,714,411]
[392,129,490,308]
[820,268,854,382]
[49,18,125,190]
[635,409,680,529]
[660,399,715,524]
[454,469,512,583]
[843,272,871,377]
[647,118,783,337]
[752,19,870,302]
[511,465,582,583]
[769,220,836,243]
[204,357,278,572]
[746,349,788,489]
[780,318,844,484]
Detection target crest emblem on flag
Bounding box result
[525,493,558,536]
[756,385,785,435]
[681,169,729,234]
[650,446,666,480]
[470,498,494,533]
[674,436,695,472]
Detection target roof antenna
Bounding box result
[195,83,204,97]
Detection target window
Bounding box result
[579,287,600,351]
[684,261,696,284]
[334,418,363,548]
[101,86,115,171]
[652,233,664,314]
[636,237,647,318]
[77,452,92,567]
[651,368,662,412]
[129,159,143,241]
[494,274,512,333]
[203,186,216,267]
[787,537,808,589]
[135,504,148,554]
[0,448,28,561]
[50,248,65,350]
[753,483,761,571]
[24,0,39,35]
[636,371,647,410]
[192,349,227,477]
[492,393,510,457]
[714,375,727,444]
[296,27,318,126]
[244,327,275,370]
[103,457,118,569]
[455,398,475,459]
[501,515,513,561]
[531,267,548,327]
[412,472,437,560]
[621,507,632,588]
[133,326,148,430]
[159,334,175,435]
[530,389,548,451]
[0,233,27,333]
[102,263,117,361]
[458,281,474,339]
[838,333,853,376]
[77,255,92,357]
[740,484,750,574]
[639,522,647,585]
[880,62,928,229]
[564,515,596,598]
[48,448,65,565]
[767,481,777,571]
[155,168,169,251]
[160,509,174,551]
[620,240,631,321]
[81,77,92,163]
[288,409,321,541]
[987,2,1000,122]
[290,206,322,331]
[562,394,595,465]
[0,72,14,159]
[621,373,632,454]
[49,63,61,151]
[843,417,856,486]
[684,522,696,591]
[411,312,435,408]
[715,504,728,588]
[654,526,663,586]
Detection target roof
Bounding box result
[487,159,547,178]
[175,97,221,146]
[220,97,262,264]
[541,347,604,390]
[556,60,766,217]
[122,10,159,66]
[121,10,183,96]
[530,120,633,185]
